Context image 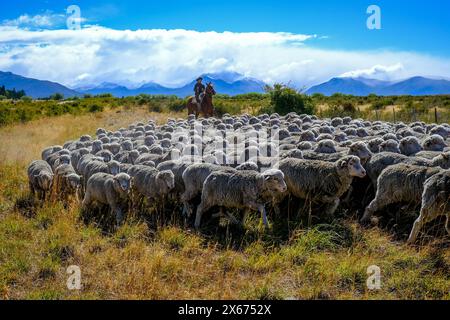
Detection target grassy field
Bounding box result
[1,93,449,127]
[0,103,448,300]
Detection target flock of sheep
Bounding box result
[28,112,450,244]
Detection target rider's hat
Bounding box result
[196,77,203,81]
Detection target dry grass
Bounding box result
[0,107,449,300]
[0,106,182,166]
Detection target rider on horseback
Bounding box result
[194,77,205,107]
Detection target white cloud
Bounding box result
[0,26,449,89]
[339,63,405,80]
[2,12,66,28]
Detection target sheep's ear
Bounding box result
[339,160,347,168]
[264,174,271,181]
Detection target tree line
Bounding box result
[0,85,27,100]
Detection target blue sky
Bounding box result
[1,0,450,88]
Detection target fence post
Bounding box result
[375,110,379,121]
[434,107,438,123]
[393,107,396,123]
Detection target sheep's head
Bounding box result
[262,169,287,193]
[431,152,450,169]
[399,136,422,156]
[283,149,303,159]
[67,174,82,191]
[300,130,316,142]
[92,140,103,153]
[150,145,164,155]
[334,132,348,143]
[107,160,121,175]
[79,148,90,157]
[348,142,372,163]
[137,145,149,154]
[113,173,132,194]
[367,138,383,153]
[423,134,447,151]
[129,150,140,164]
[203,154,219,165]
[121,140,133,151]
[380,139,400,153]
[80,134,92,142]
[236,161,258,171]
[297,141,312,150]
[144,136,155,146]
[429,125,449,139]
[156,170,175,194]
[337,156,366,178]
[100,150,113,162]
[59,154,71,165]
[315,139,336,154]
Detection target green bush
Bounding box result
[20,96,32,102]
[0,95,7,100]
[49,93,64,101]
[168,99,186,112]
[267,84,315,115]
[88,104,104,113]
[214,101,241,116]
[148,102,162,113]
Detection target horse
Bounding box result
[186,82,216,118]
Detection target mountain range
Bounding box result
[75,72,267,97]
[1,70,450,98]
[0,71,79,98]
[306,76,450,96]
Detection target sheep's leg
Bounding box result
[342,186,353,204]
[29,181,35,196]
[221,208,240,225]
[81,192,92,211]
[324,198,340,217]
[445,214,449,235]
[194,201,212,229]
[115,207,125,226]
[361,191,392,224]
[260,205,268,228]
[51,177,59,202]
[407,205,435,244]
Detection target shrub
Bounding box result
[214,101,241,116]
[20,96,32,102]
[0,95,7,100]
[49,93,64,100]
[88,104,104,113]
[267,84,315,115]
[148,102,162,113]
[96,93,113,98]
[168,99,186,112]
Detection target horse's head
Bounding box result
[206,82,216,96]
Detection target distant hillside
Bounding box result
[306,76,450,96]
[0,71,79,98]
[76,73,266,97]
[4,70,450,99]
